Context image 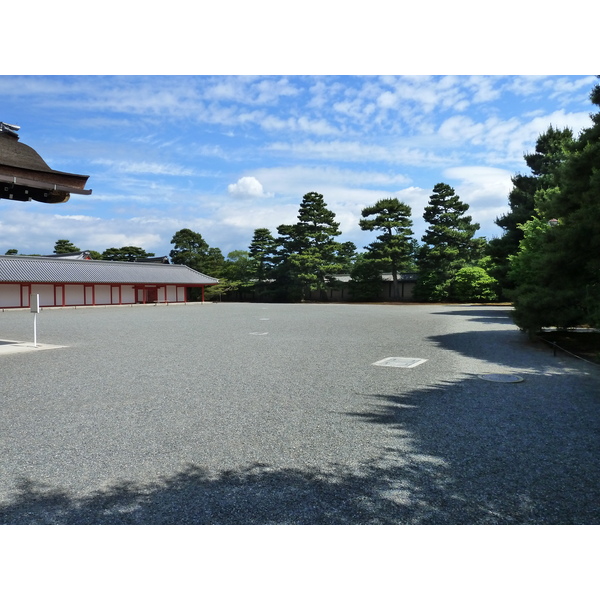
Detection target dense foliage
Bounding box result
[488,126,574,295]
[359,198,414,300]
[414,183,489,302]
[273,192,354,301]
[507,79,600,332]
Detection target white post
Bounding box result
[30,294,40,347]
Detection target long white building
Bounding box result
[0,255,218,309]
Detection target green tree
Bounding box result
[169,228,224,279]
[203,247,225,278]
[451,266,498,303]
[223,250,253,282]
[5,248,18,255]
[54,239,81,254]
[508,218,571,332]
[102,246,154,261]
[169,228,209,269]
[275,192,345,301]
[211,250,253,300]
[510,79,600,332]
[415,183,485,301]
[359,198,414,300]
[348,253,383,302]
[249,228,277,280]
[551,81,600,327]
[488,126,574,294]
[247,228,277,299]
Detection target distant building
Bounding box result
[0,255,218,309]
[307,273,419,302]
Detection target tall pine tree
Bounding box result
[510,79,600,331]
[415,183,485,301]
[488,126,574,295]
[274,192,344,301]
[359,198,414,300]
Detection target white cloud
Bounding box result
[227,176,272,199]
[436,109,594,167]
[252,166,411,194]
[219,203,298,232]
[466,76,502,103]
[442,166,514,237]
[93,159,195,176]
[258,114,339,135]
[0,207,166,255]
[267,140,448,167]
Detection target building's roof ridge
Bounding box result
[0,254,218,285]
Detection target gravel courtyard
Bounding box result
[1,302,599,524]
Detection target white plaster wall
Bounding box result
[121,286,135,304]
[166,286,177,302]
[65,285,84,306]
[95,285,111,305]
[31,284,55,307]
[0,284,21,308]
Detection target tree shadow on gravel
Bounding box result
[432,307,514,324]
[0,455,464,525]
[3,371,599,525]
[428,328,552,368]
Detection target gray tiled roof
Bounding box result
[0,255,219,285]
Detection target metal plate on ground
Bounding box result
[373,357,428,368]
[479,373,524,383]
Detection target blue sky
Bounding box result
[0,74,596,258]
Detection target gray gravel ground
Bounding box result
[1,302,599,524]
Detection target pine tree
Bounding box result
[510,79,600,331]
[359,198,414,300]
[274,192,344,301]
[54,239,81,254]
[415,183,485,301]
[488,126,574,294]
[249,228,277,285]
[169,228,209,270]
[101,246,154,261]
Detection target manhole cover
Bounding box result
[373,357,427,368]
[478,374,524,383]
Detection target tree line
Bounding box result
[5,242,157,262]
[168,186,495,303]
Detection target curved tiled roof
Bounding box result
[0,126,91,202]
[0,129,52,172]
[0,255,219,286]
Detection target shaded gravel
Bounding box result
[1,302,599,524]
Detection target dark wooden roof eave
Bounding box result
[0,172,92,195]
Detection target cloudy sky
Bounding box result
[0,74,596,258]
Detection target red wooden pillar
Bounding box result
[21,284,30,308]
